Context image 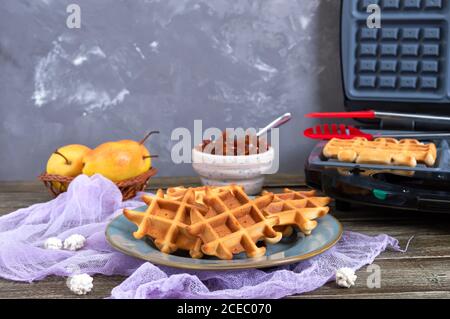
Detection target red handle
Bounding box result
[305,110,376,119]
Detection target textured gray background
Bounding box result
[0,0,344,180]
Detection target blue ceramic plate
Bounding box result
[106,206,343,270]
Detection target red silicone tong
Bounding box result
[306,110,377,119]
[306,110,450,123]
[304,124,374,140]
[304,124,450,140]
[304,111,378,140]
[304,110,450,140]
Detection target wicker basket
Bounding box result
[38,168,158,200]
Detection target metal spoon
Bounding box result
[202,112,292,147]
[257,112,292,137]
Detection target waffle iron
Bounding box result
[305,0,450,213]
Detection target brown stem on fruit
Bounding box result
[54,150,71,165]
[139,131,160,145]
[143,155,158,160]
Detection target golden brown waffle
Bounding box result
[187,185,282,260]
[323,137,437,167]
[123,189,208,258]
[165,186,230,205]
[262,188,325,236]
[262,194,331,235]
[264,188,319,201]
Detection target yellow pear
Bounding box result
[82,131,158,182]
[46,144,92,177]
[46,144,92,191]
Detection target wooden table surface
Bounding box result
[0,175,449,299]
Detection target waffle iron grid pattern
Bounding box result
[342,0,449,102]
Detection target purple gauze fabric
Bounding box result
[109,232,401,299]
[0,175,403,298]
[0,174,143,282]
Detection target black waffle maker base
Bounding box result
[305,131,450,213]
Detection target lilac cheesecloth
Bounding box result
[0,175,403,299]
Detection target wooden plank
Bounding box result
[289,291,450,299]
[0,257,448,299]
[135,174,304,189]
[1,192,447,223]
[293,257,450,298]
[0,207,447,260]
[365,235,450,260]
[4,175,447,224]
[0,275,124,299]
[0,181,49,193]
[3,200,447,235]
[2,183,448,223]
[0,175,448,299]
[340,219,450,237]
[0,193,52,207]
[0,176,305,215]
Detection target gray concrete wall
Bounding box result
[0,0,343,180]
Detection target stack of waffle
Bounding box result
[323,137,437,167]
[123,185,331,260]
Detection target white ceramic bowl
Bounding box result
[192,146,275,195]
